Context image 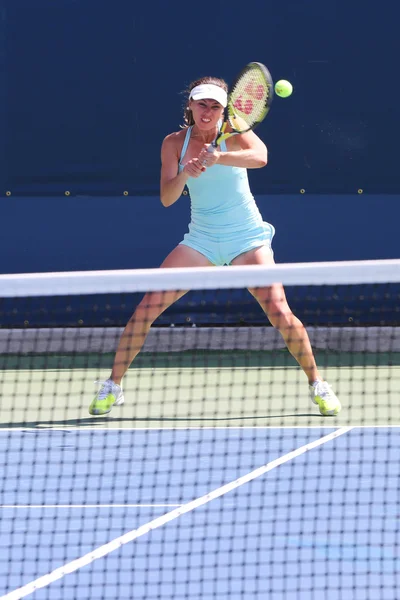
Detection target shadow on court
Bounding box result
[0,413,323,429]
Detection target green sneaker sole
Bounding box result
[318,399,342,417]
[89,394,117,416]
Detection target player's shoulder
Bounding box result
[162,129,186,148]
[161,130,187,160]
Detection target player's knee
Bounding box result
[268,306,295,331]
[131,295,163,326]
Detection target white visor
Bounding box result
[189,84,227,108]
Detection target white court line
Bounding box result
[0,504,181,509]
[0,426,353,600]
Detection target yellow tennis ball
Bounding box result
[275,80,293,98]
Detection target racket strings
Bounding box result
[229,68,270,132]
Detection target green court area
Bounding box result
[1,351,399,429]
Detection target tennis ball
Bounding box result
[275,80,293,98]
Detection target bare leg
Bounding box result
[231,246,321,384]
[111,245,212,384]
[250,283,320,383]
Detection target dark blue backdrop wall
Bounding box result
[0,0,399,275]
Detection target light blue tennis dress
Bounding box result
[178,126,275,266]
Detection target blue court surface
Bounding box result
[0,427,399,600]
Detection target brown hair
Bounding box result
[181,76,228,128]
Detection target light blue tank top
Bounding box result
[178,126,263,234]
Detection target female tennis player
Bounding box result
[89,76,341,417]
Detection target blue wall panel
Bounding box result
[2,193,399,275]
[2,194,399,328]
[1,0,399,196]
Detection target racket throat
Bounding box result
[209,121,228,151]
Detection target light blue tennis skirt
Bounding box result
[180,221,275,266]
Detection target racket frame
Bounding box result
[209,62,274,151]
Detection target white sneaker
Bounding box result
[89,379,124,415]
[309,380,341,416]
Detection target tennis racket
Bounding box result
[208,62,273,152]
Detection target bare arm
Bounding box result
[160,133,205,207]
[199,130,268,169]
[160,135,189,207]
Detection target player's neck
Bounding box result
[191,125,217,144]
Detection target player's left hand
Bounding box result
[198,145,219,168]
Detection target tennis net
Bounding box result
[0,259,399,599]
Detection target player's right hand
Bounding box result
[183,158,205,178]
